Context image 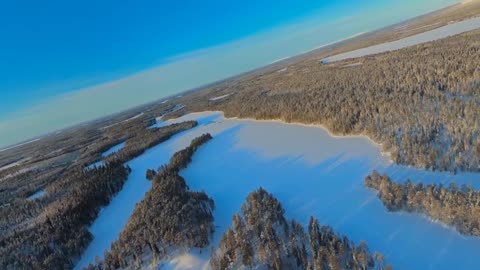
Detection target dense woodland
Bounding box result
[183,29,480,172]
[86,134,214,270]
[365,171,480,236]
[211,188,391,270]
[101,121,197,165]
[0,163,130,269]
[0,122,198,270]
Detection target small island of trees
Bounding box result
[365,170,480,236]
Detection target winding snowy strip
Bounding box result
[322,17,480,63]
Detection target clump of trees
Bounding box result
[365,170,480,236]
[86,134,214,270]
[145,169,156,180]
[185,29,480,173]
[211,188,391,270]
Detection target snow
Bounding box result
[27,189,45,200]
[0,161,22,172]
[76,111,480,270]
[148,105,186,129]
[148,118,167,129]
[342,62,363,68]
[270,57,289,64]
[101,142,126,157]
[208,94,231,102]
[160,249,210,270]
[0,139,40,153]
[125,112,144,121]
[85,142,126,170]
[0,157,31,172]
[322,17,480,63]
[100,113,144,130]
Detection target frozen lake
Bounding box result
[76,111,480,270]
[322,17,480,62]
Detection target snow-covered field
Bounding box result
[322,17,480,63]
[76,112,480,270]
[208,94,231,102]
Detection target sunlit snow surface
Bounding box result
[76,112,480,270]
[322,17,480,62]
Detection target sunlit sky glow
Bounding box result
[0,0,461,148]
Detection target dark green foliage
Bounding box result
[211,188,391,270]
[365,170,480,236]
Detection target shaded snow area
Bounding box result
[148,105,186,129]
[208,94,231,102]
[322,17,480,63]
[148,117,167,129]
[27,189,45,201]
[76,111,480,270]
[101,142,126,157]
[0,157,30,172]
[86,142,126,170]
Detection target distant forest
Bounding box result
[211,188,391,270]
[183,29,480,173]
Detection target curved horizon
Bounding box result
[0,0,461,149]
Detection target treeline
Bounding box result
[86,134,214,270]
[102,121,197,165]
[211,188,391,270]
[365,171,480,236]
[0,163,130,270]
[0,122,199,270]
[186,29,480,172]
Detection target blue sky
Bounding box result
[0,0,356,115]
[0,0,460,148]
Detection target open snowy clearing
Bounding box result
[85,142,126,170]
[322,17,480,62]
[208,94,231,102]
[76,112,480,270]
[27,189,45,201]
[0,157,31,172]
